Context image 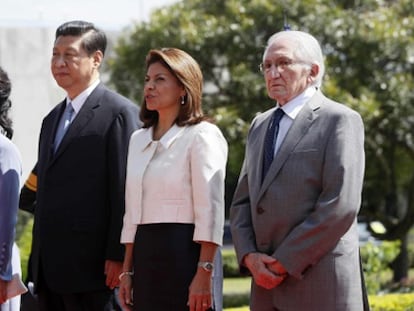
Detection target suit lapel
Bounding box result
[51,84,104,161]
[43,102,66,166]
[258,92,322,197]
[249,109,275,201]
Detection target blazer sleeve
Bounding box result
[0,140,22,281]
[229,118,260,272]
[190,124,228,246]
[105,103,140,260]
[275,108,365,279]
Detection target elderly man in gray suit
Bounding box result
[230,30,368,310]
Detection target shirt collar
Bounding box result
[66,79,100,113]
[141,124,185,151]
[278,86,317,119]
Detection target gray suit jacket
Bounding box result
[230,91,366,310]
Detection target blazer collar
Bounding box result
[140,124,185,151]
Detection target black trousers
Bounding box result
[37,288,117,311]
[36,263,119,311]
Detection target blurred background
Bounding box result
[1,1,413,309]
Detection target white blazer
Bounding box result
[121,121,228,246]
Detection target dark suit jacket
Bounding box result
[21,83,140,293]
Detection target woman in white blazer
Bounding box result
[118,48,228,311]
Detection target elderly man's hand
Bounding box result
[243,252,287,289]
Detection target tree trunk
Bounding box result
[391,235,408,283]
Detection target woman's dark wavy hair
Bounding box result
[0,66,13,139]
[55,20,107,56]
[140,48,210,128]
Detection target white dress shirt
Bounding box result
[121,121,228,246]
[66,79,100,117]
[275,86,316,155]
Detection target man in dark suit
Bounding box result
[230,30,368,310]
[19,20,140,311]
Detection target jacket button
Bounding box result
[257,207,265,214]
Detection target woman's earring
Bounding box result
[181,96,185,105]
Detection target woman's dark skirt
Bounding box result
[132,223,214,311]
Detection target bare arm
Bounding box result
[188,241,218,311]
[117,243,134,310]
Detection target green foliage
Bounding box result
[108,0,414,230]
[409,243,414,269]
[223,293,249,309]
[223,292,414,310]
[223,248,241,277]
[15,210,33,240]
[361,241,401,295]
[222,249,251,307]
[223,276,251,308]
[330,2,414,239]
[224,294,414,311]
[222,244,413,308]
[16,216,33,282]
[369,293,414,311]
[108,0,278,212]
[223,277,251,294]
[225,308,249,311]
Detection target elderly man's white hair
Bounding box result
[264,30,325,88]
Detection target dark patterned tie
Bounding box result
[54,102,74,153]
[262,108,284,182]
